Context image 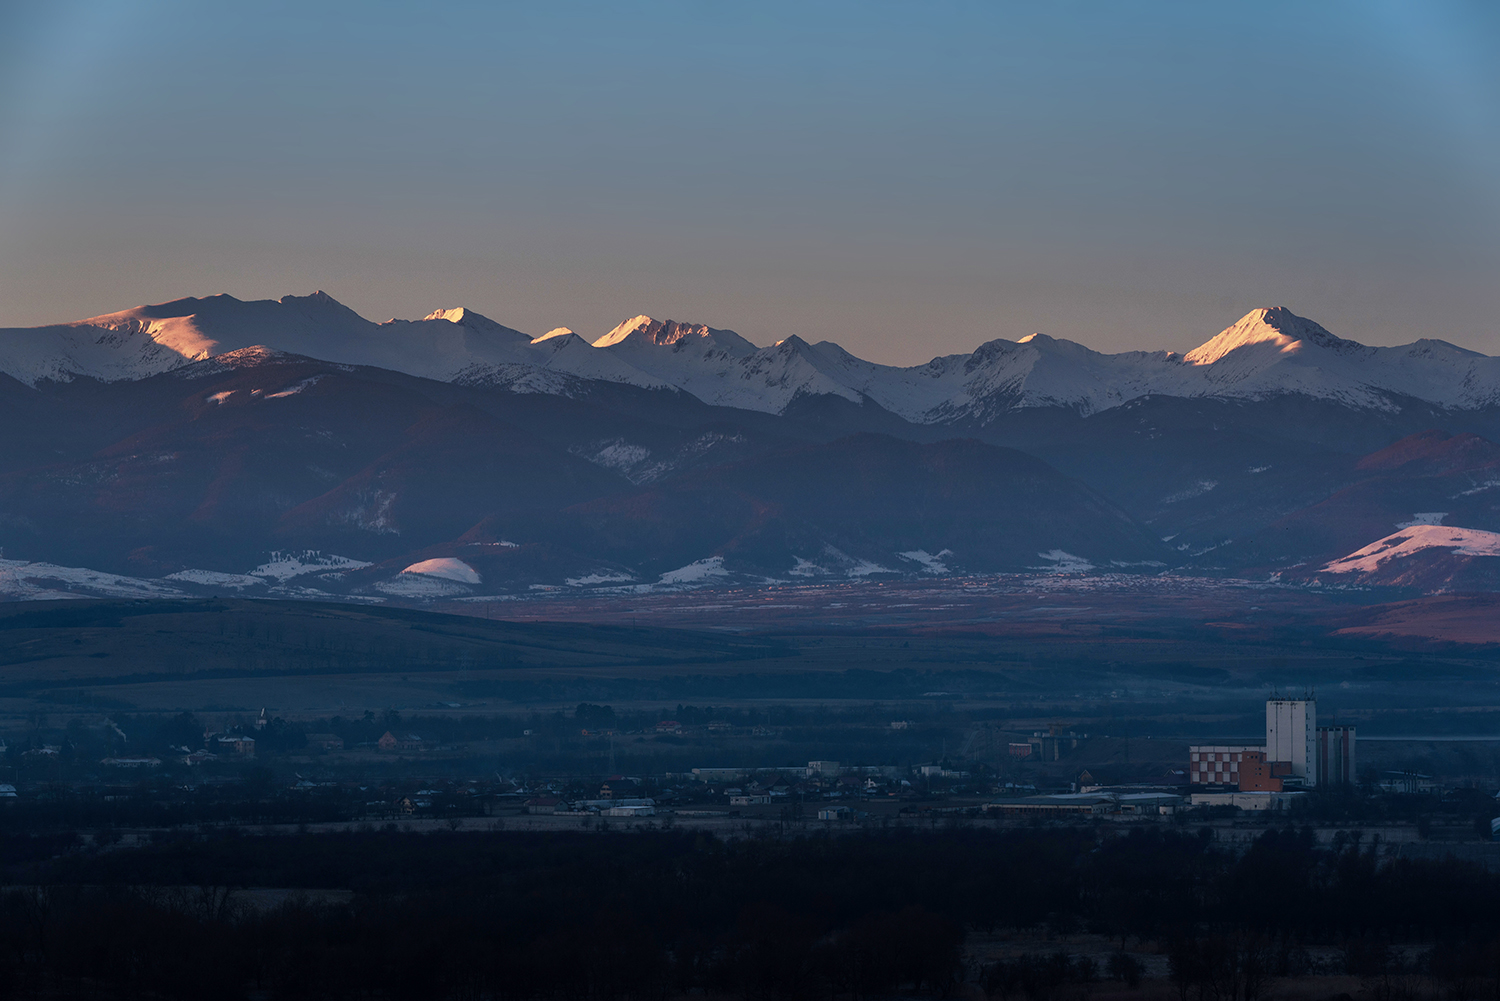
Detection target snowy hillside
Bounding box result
[1315,525,1500,591]
[1322,525,1500,574]
[584,307,1500,419]
[0,292,662,390]
[6,295,1500,420]
[588,317,862,411]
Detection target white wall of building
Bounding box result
[1266,699,1316,786]
[1266,702,1314,786]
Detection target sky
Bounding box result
[1,1,1498,364]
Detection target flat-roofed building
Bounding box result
[1188,745,1263,786]
[1189,790,1307,811]
[1236,749,1294,792]
[984,794,1114,816]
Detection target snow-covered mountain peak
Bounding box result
[422,307,475,324]
[965,337,1026,365]
[1184,307,1353,366]
[9,291,1500,422]
[418,307,531,341]
[1015,332,1113,359]
[594,316,757,356]
[270,290,370,323]
[594,315,650,348]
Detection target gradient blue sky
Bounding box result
[1,1,1498,363]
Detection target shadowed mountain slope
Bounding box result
[477,433,1171,580]
[1239,430,1500,570]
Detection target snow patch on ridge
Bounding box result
[656,557,732,586]
[266,375,323,398]
[165,569,265,589]
[787,557,829,577]
[565,570,636,587]
[898,549,953,575]
[1163,480,1219,504]
[251,551,372,582]
[1396,512,1447,529]
[0,559,185,600]
[587,441,652,472]
[374,574,471,597]
[400,558,481,584]
[1322,526,1500,574]
[1034,550,1095,573]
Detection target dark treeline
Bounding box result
[19,703,950,763]
[0,782,366,832]
[4,827,1500,1000]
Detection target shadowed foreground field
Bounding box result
[3,597,1500,724]
[3,826,1500,1001]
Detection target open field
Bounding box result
[3,595,1500,729]
[0,591,1494,717]
[1,596,1498,787]
[440,574,1500,646]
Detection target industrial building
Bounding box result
[1025,727,1088,762]
[1266,697,1316,785]
[1188,745,1263,787]
[1188,791,1305,811]
[1189,695,1355,796]
[1316,725,1356,787]
[983,791,1181,818]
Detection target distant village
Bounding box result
[1,696,1494,843]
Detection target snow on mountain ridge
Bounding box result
[6,295,1500,420]
[1183,307,1351,365]
[1322,525,1500,574]
[586,315,863,410]
[593,316,758,355]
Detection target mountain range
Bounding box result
[3,292,1500,601]
[10,293,1500,419]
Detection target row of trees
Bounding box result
[2,826,1500,999]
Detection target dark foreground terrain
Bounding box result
[3,597,1500,1001]
[4,826,1500,1001]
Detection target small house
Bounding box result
[378,732,423,752]
[217,734,256,757]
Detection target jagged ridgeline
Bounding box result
[5,294,1500,598]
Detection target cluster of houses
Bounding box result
[645,719,780,738]
[514,761,967,817]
